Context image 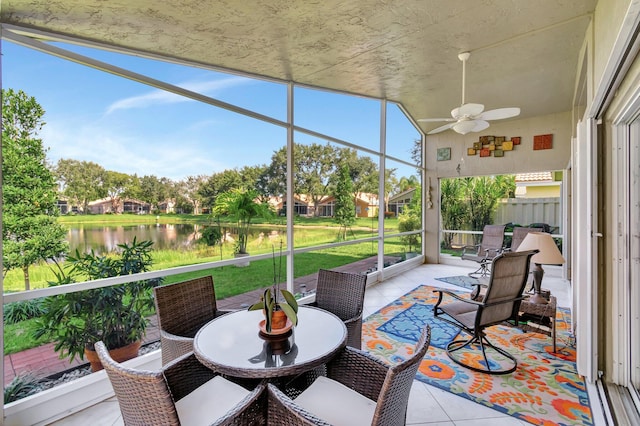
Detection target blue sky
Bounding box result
[2,41,420,181]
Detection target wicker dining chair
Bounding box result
[310,269,367,349]
[154,276,231,365]
[95,341,267,426]
[267,325,431,426]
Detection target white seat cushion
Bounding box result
[175,375,250,426]
[294,376,377,426]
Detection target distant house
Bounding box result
[87,198,150,214]
[272,193,379,218]
[515,171,562,198]
[157,199,176,214]
[56,199,69,215]
[388,188,417,217]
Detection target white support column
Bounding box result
[378,100,387,279]
[286,83,295,294]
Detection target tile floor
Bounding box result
[51,262,606,425]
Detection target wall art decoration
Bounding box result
[437,147,451,161]
[534,134,553,150]
[467,135,520,158]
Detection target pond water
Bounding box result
[65,223,287,254]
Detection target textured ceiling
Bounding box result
[1,0,596,134]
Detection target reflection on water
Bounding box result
[66,223,287,255]
[66,223,202,254]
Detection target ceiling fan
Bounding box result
[419,52,520,135]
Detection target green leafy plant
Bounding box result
[213,188,273,254]
[34,238,160,361]
[248,243,298,332]
[4,372,43,403]
[398,186,422,254]
[3,298,45,324]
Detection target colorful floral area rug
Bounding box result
[362,285,593,426]
[434,275,480,289]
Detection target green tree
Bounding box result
[55,159,107,213]
[213,188,273,254]
[2,89,69,290]
[334,164,356,240]
[138,174,171,209]
[398,185,421,253]
[294,143,339,216]
[439,175,515,247]
[440,178,468,249]
[462,176,513,236]
[103,170,133,212]
[339,148,379,197]
[198,170,242,210]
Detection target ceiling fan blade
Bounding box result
[477,107,520,121]
[452,103,484,119]
[427,122,455,135]
[471,120,490,132]
[418,118,456,122]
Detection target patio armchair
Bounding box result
[433,250,536,374]
[310,269,368,349]
[461,224,506,278]
[267,325,431,426]
[507,226,537,252]
[95,341,267,426]
[153,276,232,365]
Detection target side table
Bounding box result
[518,295,557,352]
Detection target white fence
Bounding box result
[442,197,563,248]
[494,197,561,231]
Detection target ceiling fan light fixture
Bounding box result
[452,120,476,135]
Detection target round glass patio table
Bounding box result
[194,305,347,378]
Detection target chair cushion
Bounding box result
[175,375,249,426]
[294,376,376,426]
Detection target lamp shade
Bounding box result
[516,232,565,265]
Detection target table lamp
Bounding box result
[516,231,565,304]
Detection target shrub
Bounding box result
[4,373,43,403]
[201,226,223,246]
[3,298,46,324]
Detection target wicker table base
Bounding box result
[519,295,557,352]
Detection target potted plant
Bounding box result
[248,243,298,333]
[34,238,160,371]
[213,188,273,265]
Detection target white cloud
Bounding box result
[42,121,230,181]
[105,76,253,114]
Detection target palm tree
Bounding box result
[213,188,272,254]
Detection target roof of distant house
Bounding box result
[515,172,554,183]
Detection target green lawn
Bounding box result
[3,216,411,355]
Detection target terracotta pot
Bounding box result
[271,310,288,330]
[84,340,141,372]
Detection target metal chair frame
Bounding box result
[434,250,536,375]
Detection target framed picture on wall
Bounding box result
[437,147,451,161]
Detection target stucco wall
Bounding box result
[593,0,632,92]
[423,111,572,262]
[425,111,572,178]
